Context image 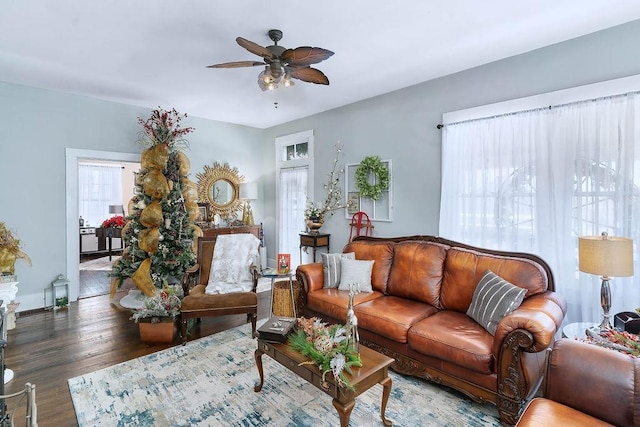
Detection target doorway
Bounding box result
[65,149,140,303]
[77,159,139,298]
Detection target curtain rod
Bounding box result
[436,89,640,129]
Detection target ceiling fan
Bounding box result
[207,29,334,91]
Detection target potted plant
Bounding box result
[0,222,31,277]
[101,215,125,238]
[130,284,183,344]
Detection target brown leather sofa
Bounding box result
[296,235,567,425]
[516,338,640,427]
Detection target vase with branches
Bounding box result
[304,142,349,231]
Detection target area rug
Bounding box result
[79,256,120,271]
[68,323,501,426]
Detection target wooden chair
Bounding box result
[349,211,374,241]
[180,228,260,344]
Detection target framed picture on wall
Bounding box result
[347,192,360,215]
[277,253,291,274]
[197,203,210,223]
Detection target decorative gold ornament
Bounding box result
[196,162,244,220]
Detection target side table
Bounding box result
[262,270,297,319]
[299,232,330,263]
[562,322,598,339]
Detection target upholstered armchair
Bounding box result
[516,338,640,426]
[180,230,261,344]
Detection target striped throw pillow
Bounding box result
[466,270,526,335]
[322,252,356,288]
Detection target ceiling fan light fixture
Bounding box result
[261,66,272,84]
[282,71,294,88]
[210,29,332,92]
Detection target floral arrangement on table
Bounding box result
[583,328,640,358]
[102,215,125,229]
[0,222,31,275]
[289,317,362,390]
[130,284,183,323]
[304,142,349,222]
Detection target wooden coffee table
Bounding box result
[255,339,393,426]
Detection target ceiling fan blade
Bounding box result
[289,67,330,85]
[236,37,275,60]
[281,47,334,67]
[207,61,265,68]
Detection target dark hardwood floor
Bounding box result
[3,291,272,426]
[79,270,111,299]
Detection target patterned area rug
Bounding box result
[68,322,500,426]
[79,256,120,271]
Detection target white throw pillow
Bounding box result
[322,252,356,289]
[338,258,374,293]
[466,270,526,335]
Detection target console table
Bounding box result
[95,227,123,260]
[299,232,330,263]
[202,225,261,239]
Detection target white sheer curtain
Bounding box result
[440,93,640,324]
[278,166,308,271]
[79,163,123,227]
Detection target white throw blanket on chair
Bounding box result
[205,234,260,294]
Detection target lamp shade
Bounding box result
[579,234,634,277]
[239,182,258,200]
[109,204,124,214]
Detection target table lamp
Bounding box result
[239,183,258,225]
[578,232,634,330]
[109,204,124,215]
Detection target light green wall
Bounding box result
[262,19,640,254]
[3,19,640,311]
[0,82,262,311]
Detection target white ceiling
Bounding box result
[3,1,640,129]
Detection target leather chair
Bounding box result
[516,338,640,427]
[180,233,260,344]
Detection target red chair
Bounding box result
[349,211,374,241]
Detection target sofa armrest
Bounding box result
[493,291,567,356]
[490,291,567,423]
[544,338,640,426]
[296,263,324,293]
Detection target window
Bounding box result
[440,89,640,324]
[283,142,309,161]
[79,162,123,227]
[276,130,314,270]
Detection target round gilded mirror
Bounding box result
[196,162,244,220]
[211,179,235,206]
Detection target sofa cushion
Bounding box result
[441,247,549,312]
[408,311,494,375]
[322,252,356,289]
[515,398,614,427]
[306,288,383,320]
[343,240,394,293]
[387,241,448,307]
[354,296,438,343]
[338,258,374,292]
[467,270,526,335]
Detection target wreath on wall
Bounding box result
[355,155,390,200]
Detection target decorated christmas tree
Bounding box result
[110,108,202,297]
